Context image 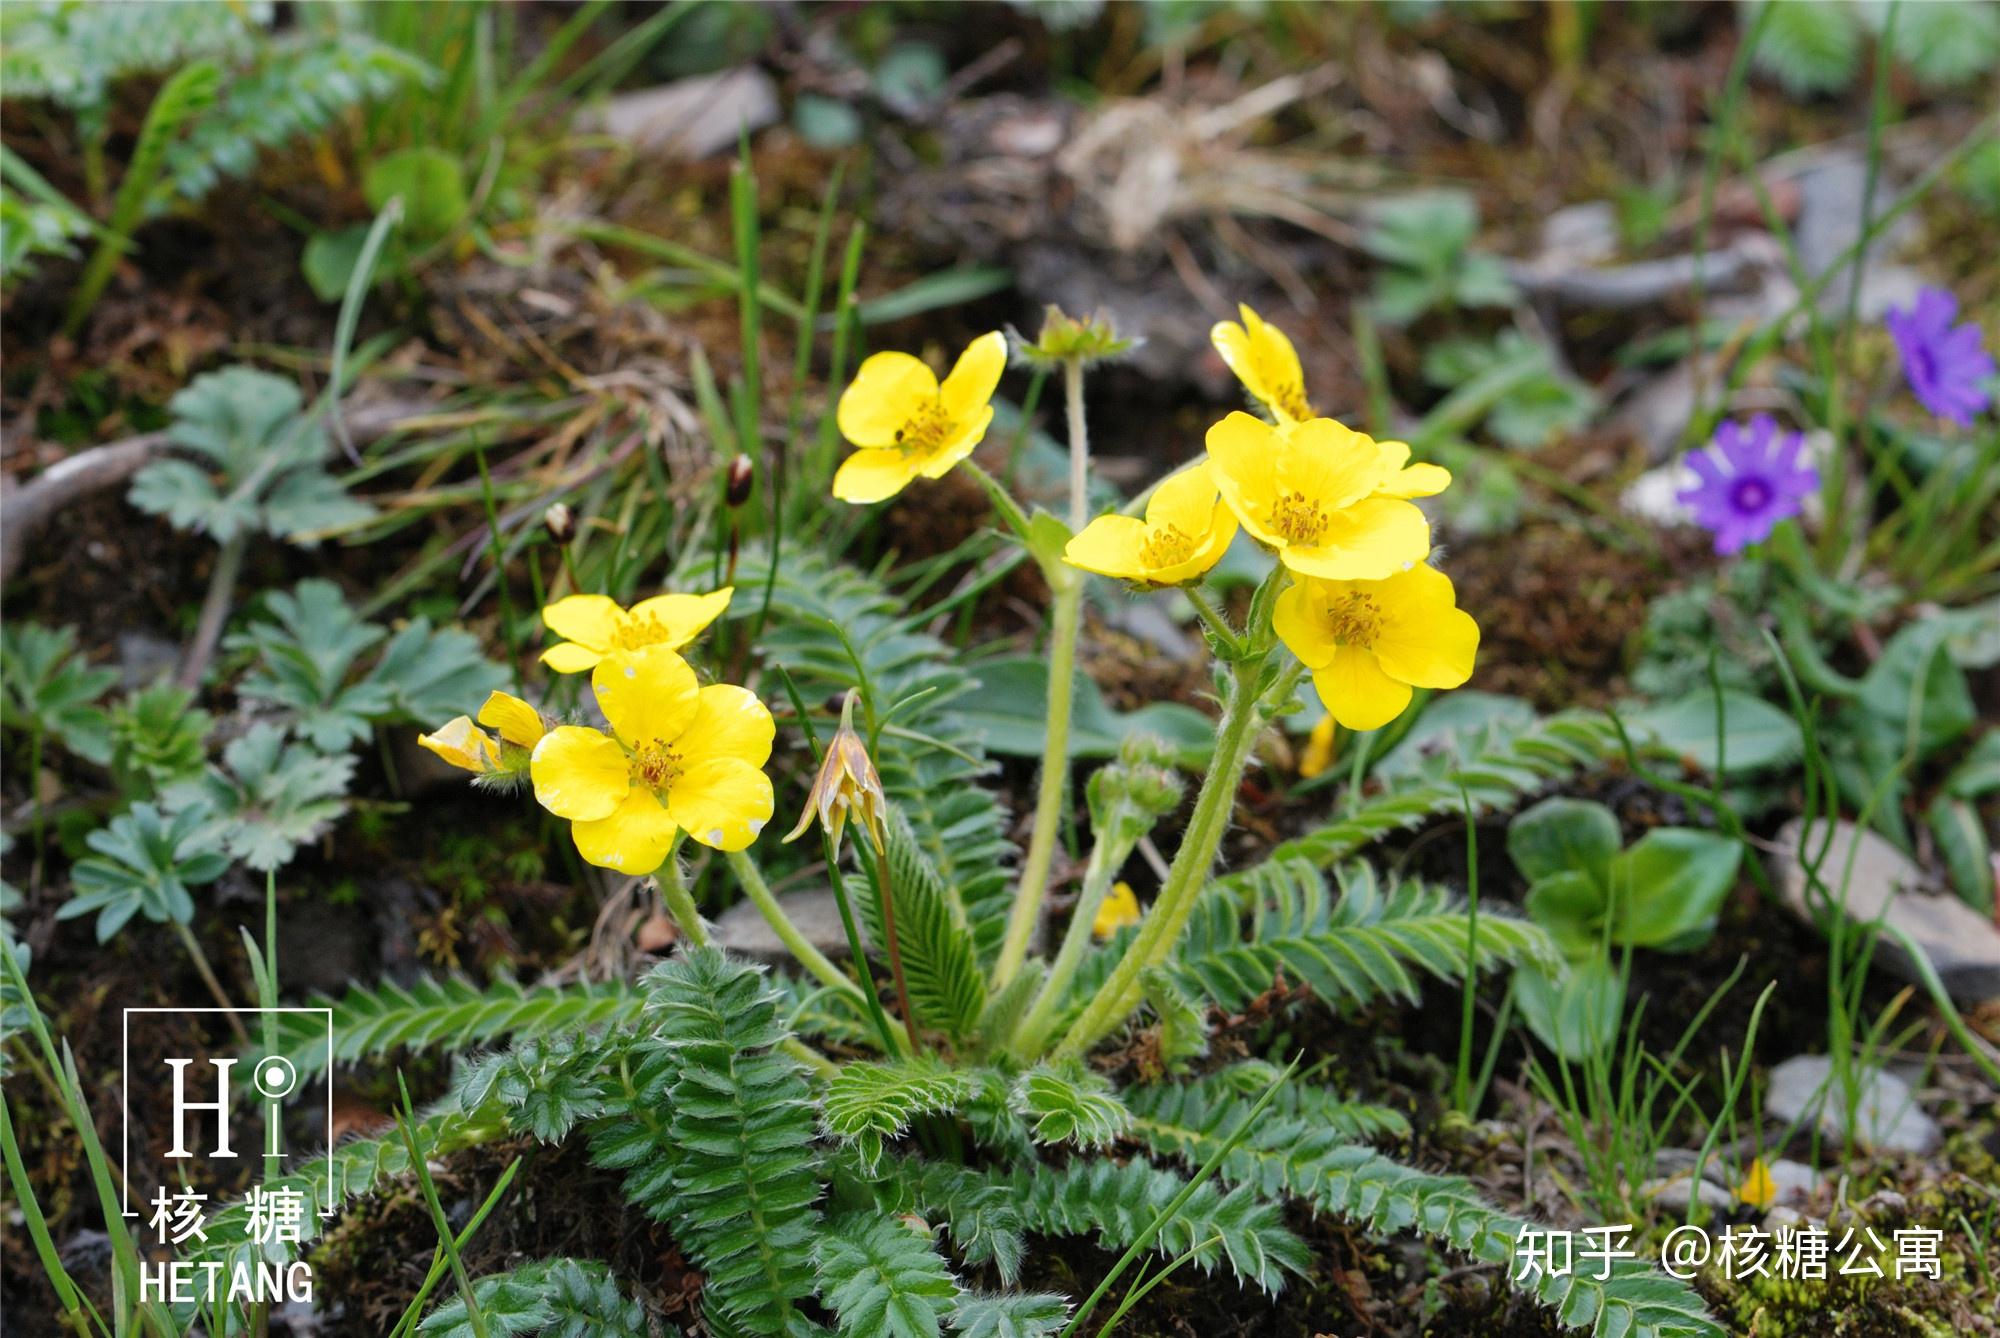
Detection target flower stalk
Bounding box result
[723,848,868,1011]
[994,353,1091,989]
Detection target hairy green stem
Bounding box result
[1013,801,1136,1056]
[1057,655,1271,1056]
[723,849,867,1008]
[994,357,1092,989]
[655,857,711,949]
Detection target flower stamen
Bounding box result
[1270,490,1329,545]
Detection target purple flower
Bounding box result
[1886,287,1994,427]
[1677,415,1818,555]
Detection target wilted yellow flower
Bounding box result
[529,646,774,870]
[1298,715,1337,779]
[1063,462,1238,586]
[418,691,547,776]
[1212,303,1313,424]
[833,332,1007,504]
[1274,564,1479,731]
[1735,1158,1777,1210]
[539,587,734,674]
[1093,881,1142,938]
[1205,413,1440,581]
[418,716,504,774]
[783,690,889,856]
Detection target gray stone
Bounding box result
[1639,1173,1733,1214]
[1763,1158,1824,1208]
[1764,1054,1939,1156]
[117,631,180,690]
[588,67,779,160]
[1773,818,2000,1004]
[712,888,854,963]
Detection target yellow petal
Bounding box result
[1276,419,1391,513]
[626,587,734,650]
[530,726,630,821]
[1092,881,1142,938]
[591,645,699,749]
[1374,440,1452,499]
[539,641,602,674]
[1211,318,1264,403]
[674,683,776,770]
[1155,500,1238,584]
[1243,306,1310,422]
[833,448,923,504]
[417,717,500,773]
[916,404,994,478]
[1063,515,1151,580]
[1312,646,1412,731]
[1271,577,1344,669]
[570,787,678,875]
[1298,715,1337,779]
[1735,1158,1777,1211]
[837,352,940,447]
[477,692,545,748]
[541,594,622,653]
[1205,412,1284,543]
[938,331,1008,424]
[667,757,775,851]
[1281,497,1430,581]
[1373,567,1479,689]
[1145,461,1220,537]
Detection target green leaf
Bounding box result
[1883,0,2000,89]
[1859,620,1975,757]
[1512,957,1623,1062]
[850,811,988,1041]
[1011,1059,1130,1148]
[1943,731,2000,799]
[417,1256,647,1338]
[948,1292,1070,1338]
[1627,690,1803,775]
[1023,509,1073,571]
[1753,0,1862,94]
[173,723,354,872]
[957,657,1215,768]
[822,1057,977,1172]
[301,225,371,303]
[1609,829,1742,948]
[816,1213,959,1338]
[109,681,213,794]
[1508,797,1621,886]
[1926,795,1994,913]
[0,622,117,764]
[60,803,226,941]
[1523,871,1610,958]
[1179,860,1558,1014]
[365,146,467,239]
[130,366,370,544]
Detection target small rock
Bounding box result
[117,631,180,690]
[1763,1158,1824,1208]
[1773,818,2000,1003]
[1763,1204,1810,1232]
[1103,596,1198,662]
[588,67,779,159]
[713,889,853,964]
[1639,1173,1733,1214]
[1765,1054,1939,1156]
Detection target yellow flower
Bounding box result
[529,646,774,871]
[1274,564,1479,731]
[1735,1158,1777,1211]
[1093,881,1142,938]
[1205,412,1441,581]
[1298,715,1337,779]
[538,587,734,674]
[1212,303,1313,423]
[478,690,546,749]
[783,690,889,857]
[417,716,503,774]
[833,331,1008,503]
[417,691,548,776]
[1063,462,1238,586]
